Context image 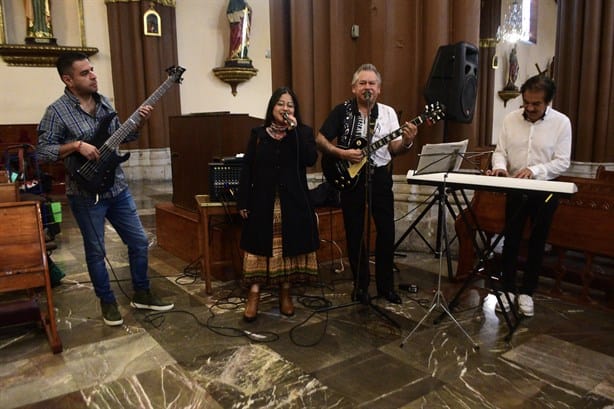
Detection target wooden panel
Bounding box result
[169,112,261,211]
[0,202,45,271]
[315,207,347,262]
[0,183,19,202]
[155,202,199,263]
[550,193,614,257]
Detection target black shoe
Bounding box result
[351,288,371,305]
[101,301,123,326]
[130,289,174,312]
[379,290,402,304]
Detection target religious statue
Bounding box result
[504,45,519,91]
[225,0,252,66]
[213,0,258,95]
[24,0,55,44]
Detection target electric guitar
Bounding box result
[322,102,445,191]
[66,65,186,194]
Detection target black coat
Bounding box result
[238,125,320,257]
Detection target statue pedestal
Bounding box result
[213,63,258,96]
[498,89,521,107]
[25,37,57,46]
[0,44,98,67]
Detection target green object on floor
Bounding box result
[50,202,62,223]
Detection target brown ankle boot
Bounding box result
[244,289,259,322]
[279,283,294,317]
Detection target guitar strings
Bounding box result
[78,80,175,179]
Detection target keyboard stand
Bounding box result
[435,189,526,342]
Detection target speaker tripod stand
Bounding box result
[400,175,479,350]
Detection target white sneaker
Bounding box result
[495,292,515,313]
[517,294,534,317]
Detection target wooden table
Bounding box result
[195,195,241,294]
[195,195,348,294]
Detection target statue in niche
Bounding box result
[225,0,253,67]
[24,0,56,44]
[504,45,519,91]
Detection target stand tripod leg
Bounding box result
[400,291,478,349]
[314,296,400,328]
[399,298,439,347]
[435,293,479,349]
[401,177,479,350]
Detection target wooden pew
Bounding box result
[0,201,63,353]
[455,173,614,307]
[0,182,19,202]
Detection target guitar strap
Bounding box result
[340,98,378,150]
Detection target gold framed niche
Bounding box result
[0,0,98,67]
[143,7,161,37]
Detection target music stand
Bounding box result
[400,150,479,350]
[394,140,470,279]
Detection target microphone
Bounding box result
[282,112,296,129]
[364,90,372,100]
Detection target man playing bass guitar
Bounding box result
[36,52,175,326]
[316,63,418,305]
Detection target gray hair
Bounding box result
[351,63,382,85]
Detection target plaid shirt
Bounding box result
[36,88,138,198]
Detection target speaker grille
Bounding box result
[424,42,479,124]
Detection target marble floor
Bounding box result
[1,182,613,409]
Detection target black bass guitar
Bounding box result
[322,102,445,191]
[66,65,186,194]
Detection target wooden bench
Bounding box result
[0,182,19,202]
[455,171,614,308]
[0,201,63,353]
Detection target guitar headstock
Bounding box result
[166,65,187,83]
[422,101,446,125]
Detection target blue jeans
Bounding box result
[68,188,150,303]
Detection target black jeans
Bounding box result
[500,191,559,295]
[340,166,395,294]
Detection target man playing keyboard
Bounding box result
[487,74,572,317]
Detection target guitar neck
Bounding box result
[104,76,178,150]
[361,114,425,155]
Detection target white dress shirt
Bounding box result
[366,103,400,167]
[492,106,572,180]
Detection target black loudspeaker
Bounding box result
[424,41,479,123]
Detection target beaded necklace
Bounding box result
[266,122,290,141]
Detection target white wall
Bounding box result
[491,0,558,144]
[0,0,272,125]
[176,0,271,117]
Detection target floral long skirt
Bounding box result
[242,198,318,287]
